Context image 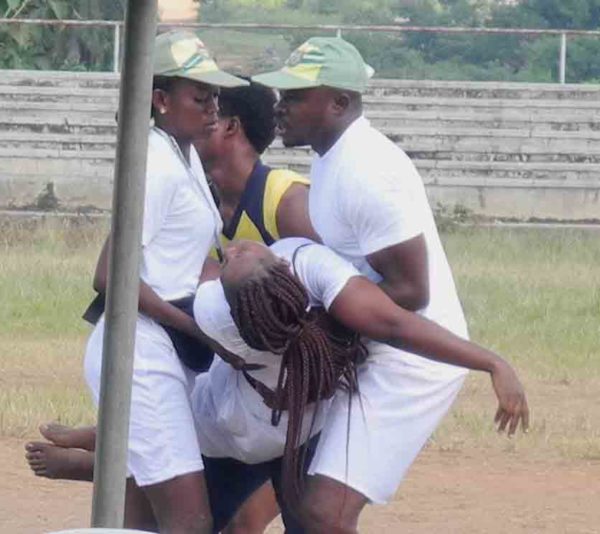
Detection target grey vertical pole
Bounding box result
[559,32,567,84]
[336,27,342,38]
[113,23,121,73]
[91,0,157,528]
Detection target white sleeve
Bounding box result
[141,168,177,247]
[344,156,425,256]
[293,244,361,310]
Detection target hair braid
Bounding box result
[230,261,367,510]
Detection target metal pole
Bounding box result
[559,32,567,84]
[91,0,157,528]
[113,23,121,73]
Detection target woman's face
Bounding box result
[194,115,229,172]
[220,240,278,291]
[153,78,220,142]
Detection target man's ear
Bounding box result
[223,116,241,138]
[331,91,351,116]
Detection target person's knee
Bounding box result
[223,513,269,534]
[222,523,260,534]
[177,511,213,534]
[144,472,213,534]
[222,481,279,534]
[300,499,357,534]
[153,506,212,534]
[299,476,365,534]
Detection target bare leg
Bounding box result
[24,441,94,482]
[143,471,213,534]
[125,477,159,532]
[223,481,280,534]
[39,422,97,451]
[300,475,368,534]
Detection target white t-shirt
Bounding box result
[309,116,468,375]
[140,127,222,301]
[191,238,359,463]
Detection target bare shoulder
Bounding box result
[276,183,320,241]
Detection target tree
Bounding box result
[0,1,125,70]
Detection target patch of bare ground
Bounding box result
[4,436,599,533]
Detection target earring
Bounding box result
[160,108,166,114]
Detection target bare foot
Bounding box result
[39,422,96,451]
[25,441,94,481]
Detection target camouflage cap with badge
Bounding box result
[154,30,248,88]
[252,36,374,93]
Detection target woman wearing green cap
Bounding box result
[82,30,247,533]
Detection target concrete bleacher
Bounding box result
[1,70,599,220]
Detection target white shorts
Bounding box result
[84,316,204,487]
[308,342,467,504]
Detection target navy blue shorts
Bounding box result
[203,433,320,533]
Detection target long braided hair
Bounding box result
[228,259,367,509]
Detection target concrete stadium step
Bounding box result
[378,126,600,140]
[0,101,116,122]
[265,151,600,166]
[0,85,118,105]
[263,153,600,179]
[0,116,117,135]
[0,156,114,176]
[1,70,119,89]
[268,131,600,157]
[363,95,600,113]
[14,155,596,183]
[365,110,600,132]
[0,131,115,143]
[10,114,586,133]
[0,147,115,160]
[6,127,600,151]
[366,79,600,101]
[406,160,600,183]
[383,134,600,156]
[405,150,600,164]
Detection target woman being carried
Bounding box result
[192,238,529,532]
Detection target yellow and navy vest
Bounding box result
[221,160,309,246]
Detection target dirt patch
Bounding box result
[3,437,599,533]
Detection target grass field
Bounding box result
[1,218,599,461]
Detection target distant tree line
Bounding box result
[1,0,599,82]
[0,1,125,70]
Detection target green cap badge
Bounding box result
[252,37,374,93]
[154,31,248,88]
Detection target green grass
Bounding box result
[446,228,600,378]
[434,227,600,458]
[1,219,599,460]
[0,217,108,436]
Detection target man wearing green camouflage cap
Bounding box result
[253,37,474,532]
[252,36,373,93]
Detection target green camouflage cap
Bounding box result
[252,36,374,93]
[154,31,248,88]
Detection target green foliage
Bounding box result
[0,0,125,70]
[1,0,599,81]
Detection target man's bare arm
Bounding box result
[366,233,429,311]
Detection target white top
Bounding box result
[309,116,469,375]
[191,238,359,463]
[140,128,222,301]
